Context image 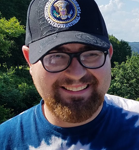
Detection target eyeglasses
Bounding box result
[41,50,108,73]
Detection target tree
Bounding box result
[0,0,31,68]
[108,53,139,100]
[0,0,31,25]
[0,17,25,68]
[0,105,14,124]
[0,68,40,117]
[109,35,132,68]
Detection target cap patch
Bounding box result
[44,0,81,28]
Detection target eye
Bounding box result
[43,53,69,65]
[48,53,66,59]
[51,54,62,58]
[81,51,102,59]
[87,53,99,57]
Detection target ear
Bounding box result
[108,44,113,59]
[22,45,31,66]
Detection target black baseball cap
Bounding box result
[25,0,110,64]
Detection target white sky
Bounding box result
[96,0,139,42]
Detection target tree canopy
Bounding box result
[0,0,30,25]
[0,17,25,68]
[108,53,139,100]
[0,0,30,69]
[109,35,132,68]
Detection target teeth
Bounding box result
[65,85,88,92]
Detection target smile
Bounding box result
[63,85,88,92]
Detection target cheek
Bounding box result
[30,61,61,97]
[30,62,50,92]
[88,58,111,92]
[99,60,111,92]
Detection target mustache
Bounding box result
[53,74,98,87]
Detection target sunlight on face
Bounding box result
[31,43,112,124]
[44,73,104,123]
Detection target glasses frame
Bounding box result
[41,49,109,73]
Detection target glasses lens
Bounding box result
[80,50,105,68]
[42,53,70,72]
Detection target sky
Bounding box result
[96,0,139,42]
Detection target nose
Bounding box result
[64,57,87,80]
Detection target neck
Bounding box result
[42,103,103,128]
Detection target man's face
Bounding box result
[29,43,112,123]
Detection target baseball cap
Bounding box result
[25,0,110,64]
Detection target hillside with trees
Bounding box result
[109,35,132,68]
[128,42,139,53]
[0,0,139,123]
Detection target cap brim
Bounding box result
[29,31,110,64]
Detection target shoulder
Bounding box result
[0,103,41,149]
[0,104,40,146]
[0,103,39,128]
[105,94,139,113]
[104,94,139,132]
[0,100,46,149]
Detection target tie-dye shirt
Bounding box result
[1,94,139,150]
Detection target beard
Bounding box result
[43,74,104,123]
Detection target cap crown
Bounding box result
[25,0,110,64]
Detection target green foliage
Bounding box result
[0,0,30,69]
[0,17,25,68]
[0,0,31,25]
[108,53,139,100]
[0,17,25,50]
[0,17,24,37]
[0,105,14,124]
[0,68,41,122]
[109,35,132,68]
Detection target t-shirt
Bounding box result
[0,94,139,150]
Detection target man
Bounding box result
[0,0,139,149]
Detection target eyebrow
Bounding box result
[50,45,98,53]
